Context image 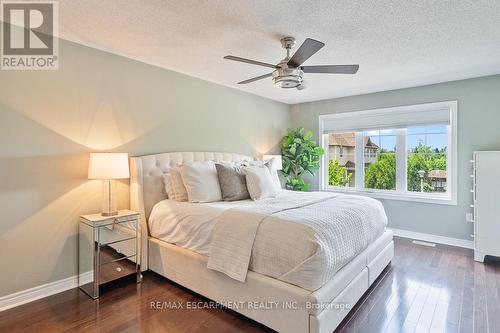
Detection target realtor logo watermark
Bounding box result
[1,0,58,70]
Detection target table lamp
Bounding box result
[88,153,130,216]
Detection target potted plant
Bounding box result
[280,127,324,191]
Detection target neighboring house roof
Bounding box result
[428,170,447,179]
[345,161,355,168]
[329,133,355,146]
[342,161,376,169]
[365,137,379,149]
[329,133,379,149]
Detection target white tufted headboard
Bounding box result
[130,151,253,269]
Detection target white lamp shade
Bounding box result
[263,154,283,170]
[88,153,130,180]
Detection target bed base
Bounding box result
[148,230,393,333]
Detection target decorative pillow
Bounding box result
[244,165,277,200]
[162,172,174,199]
[180,161,222,203]
[163,167,188,202]
[215,163,250,201]
[249,159,282,192]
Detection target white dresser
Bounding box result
[472,151,500,262]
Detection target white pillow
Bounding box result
[244,165,277,200]
[249,159,282,192]
[163,167,188,202]
[180,161,222,203]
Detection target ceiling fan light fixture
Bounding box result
[224,37,359,89]
[272,67,303,89]
[296,81,307,90]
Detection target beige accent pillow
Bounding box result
[162,173,174,199]
[163,167,188,202]
[180,161,222,203]
[244,165,277,200]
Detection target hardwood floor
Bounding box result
[1,237,499,333]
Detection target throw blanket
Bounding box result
[207,192,387,290]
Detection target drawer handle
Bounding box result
[116,267,122,272]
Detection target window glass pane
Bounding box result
[407,133,425,150]
[407,125,447,193]
[364,129,396,190]
[426,133,447,152]
[327,132,356,187]
[407,126,426,135]
[425,124,447,134]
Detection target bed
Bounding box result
[129,151,394,333]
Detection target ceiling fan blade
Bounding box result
[287,38,325,67]
[302,65,359,74]
[224,55,278,69]
[237,73,273,84]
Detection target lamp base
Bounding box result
[101,180,118,217]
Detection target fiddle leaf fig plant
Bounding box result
[280,127,324,191]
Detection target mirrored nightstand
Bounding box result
[78,210,141,299]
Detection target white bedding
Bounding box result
[149,198,254,255]
[148,191,387,291]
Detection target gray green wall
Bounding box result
[291,74,500,241]
[0,39,289,297]
[2,34,499,298]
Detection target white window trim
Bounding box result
[318,101,458,206]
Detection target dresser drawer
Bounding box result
[99,256,137,285]
[99,238,136,265]
[99,223,136,245]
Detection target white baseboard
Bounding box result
[0,272,93,312]
[390,228,474,249]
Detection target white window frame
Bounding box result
[318,101,457,205]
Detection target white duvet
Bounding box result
[148,191,387,291]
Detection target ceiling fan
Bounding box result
[224,37,359,90]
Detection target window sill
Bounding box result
[321,187,457,205]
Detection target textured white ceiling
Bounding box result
[59,0,500,104]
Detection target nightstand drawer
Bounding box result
[99,224,136,246]
[99,257,137,285]
[100,239,136,265]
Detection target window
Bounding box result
[407,125,448,193]
[364,129,396,190]
[327,132,356,188]
[319,101,457,205]
[326,132,356,187]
